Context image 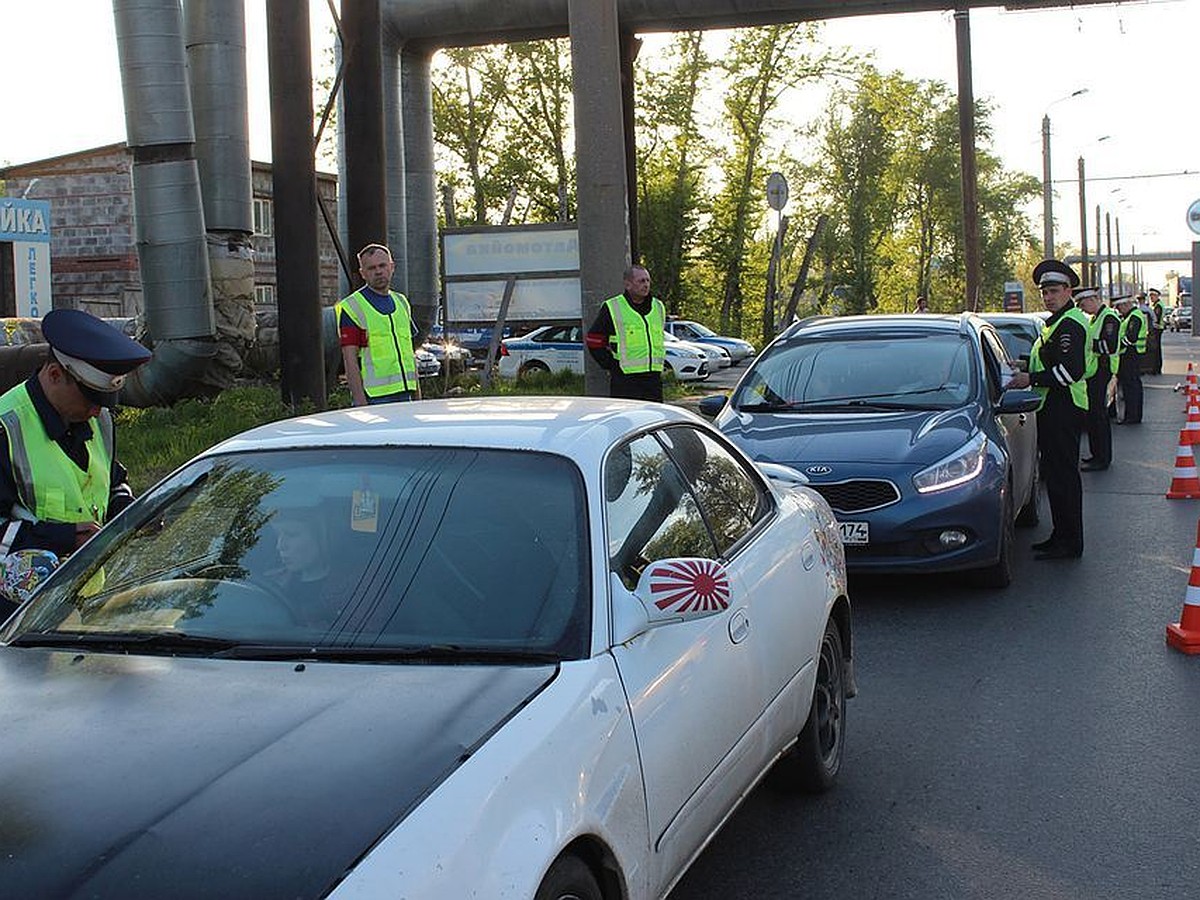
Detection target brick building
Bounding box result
[0,143,342,318]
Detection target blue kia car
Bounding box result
[699,314,1041,587]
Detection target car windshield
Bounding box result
[686,322,717,337]
[4,448,590,661]
[733,332,975,411]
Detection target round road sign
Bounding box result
[1188,199,1200,236]
[766,172,788,211]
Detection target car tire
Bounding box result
[769,618,846,794]
[1015,458,1040,528]
[534,854,603,900]
[973,492,1014,589]
[518,360,551,379]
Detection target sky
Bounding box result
[3,0,1197,288]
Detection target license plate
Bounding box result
[838,521,869,545]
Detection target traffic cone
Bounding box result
[1166,434,1200,499]
[1189,362,1197,390]
[1166,521,1200,653]
[1184,400,1200,445]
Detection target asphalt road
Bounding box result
[669,331,1200,900]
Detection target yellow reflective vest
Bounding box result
[1086,306,1121,378]
[604,294,666,374]
[0,382,113,526]
[1029,306,1090,411]
[338,289,418,398]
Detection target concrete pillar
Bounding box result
[568,0,630,397]
[401,47,438,334]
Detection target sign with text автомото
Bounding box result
[0,198,52,317]
[442,225,580,323]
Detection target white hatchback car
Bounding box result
[0,398,852,900]
[499,323,710,381]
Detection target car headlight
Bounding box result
[913,433,987,493]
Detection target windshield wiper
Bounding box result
[214,644,563,664]
[6,630,241,656]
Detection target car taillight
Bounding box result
[500,344,509,357]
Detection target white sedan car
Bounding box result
[0,398,852,900]
[499,323,710,381]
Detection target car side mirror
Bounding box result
[611,558,733,644]
[996,388,1041,414]
[697,394,728,418]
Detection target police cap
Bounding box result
[1032,259,1081,289]
[1112,294,1135,306]
[42,309,151,406]
[1149,288,1162,297]
[1073,286,1101,301]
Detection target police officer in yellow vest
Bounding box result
[1113,294,1146,424]
[0,309,151,568]
[338,244,421,407]
[585,265,667,402]
[1006,260,1090,560]
[1075,286,1121,471]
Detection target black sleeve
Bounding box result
[1098,316,1121,355]
[586,305,616,371]
[1122,316,1143,349]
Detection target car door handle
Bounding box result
[728,608,750,644]
[1018,413,1028,425]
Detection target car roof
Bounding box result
[207,397,703,468]
[779,312,989,341]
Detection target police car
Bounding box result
[498,323,710,381]
[0,398,852,899]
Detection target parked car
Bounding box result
[415,346,440,377]
[665,328,732,368]
[666,318,757,364]
[1173,306,1192,332]
[980,312,1046,362]
[421,339,474,373]
[0,398,852,899]
[498,323,710,381]
[699,313,1042,587]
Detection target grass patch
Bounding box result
[116,371,707,493]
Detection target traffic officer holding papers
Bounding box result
[0,309,151,609]
[1075,285,1121,471]
[1006,260,1091,560]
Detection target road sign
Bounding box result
[1188,199,1200,236]
[1003,280,1024,312]
[766,172,788,211]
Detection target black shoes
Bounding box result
[1032,536,1057,551]
[1081,461,1109,471]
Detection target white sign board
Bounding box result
[443,226,581,322]
[1187,199,1200,236]
[0,199,53,316]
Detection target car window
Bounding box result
[658,426,771,555]
[734,333,974,411]
[539,325,579,343]
[605,433,719,589]
[980,329,1013,401]
[13,448,591,658]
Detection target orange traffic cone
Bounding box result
[1189,362,1197,390]
[1184,400,1200,445]
[1166,435,1200,499]
[1166,521,1200,653]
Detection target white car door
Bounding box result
[605,428,764,889]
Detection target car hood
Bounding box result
[0,648,556,899]
[717,405,980,468]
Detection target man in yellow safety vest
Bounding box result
[585,265,666,402]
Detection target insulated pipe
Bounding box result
[383,33,409,293]
[185,0,253,234]
[343,0,389,256]
[115,0,214,340]
[401,47,438,334]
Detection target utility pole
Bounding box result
[1078,157,1088,280]
[955,7,981,310]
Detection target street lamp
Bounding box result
[1042,88,1088,257]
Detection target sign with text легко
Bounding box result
[442,225,580,323]
[0,198,53,317]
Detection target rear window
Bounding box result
[10,448,591,659]
[734,332,976,411]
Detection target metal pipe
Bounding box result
[267,0,327,408]
[1041,114,1053,258]
[1078,157,1088,280]
[343,0,389,256]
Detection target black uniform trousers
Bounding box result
[1084,362,1113,467]
[1117,356,1143,423]
[1037,389,1086,554]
